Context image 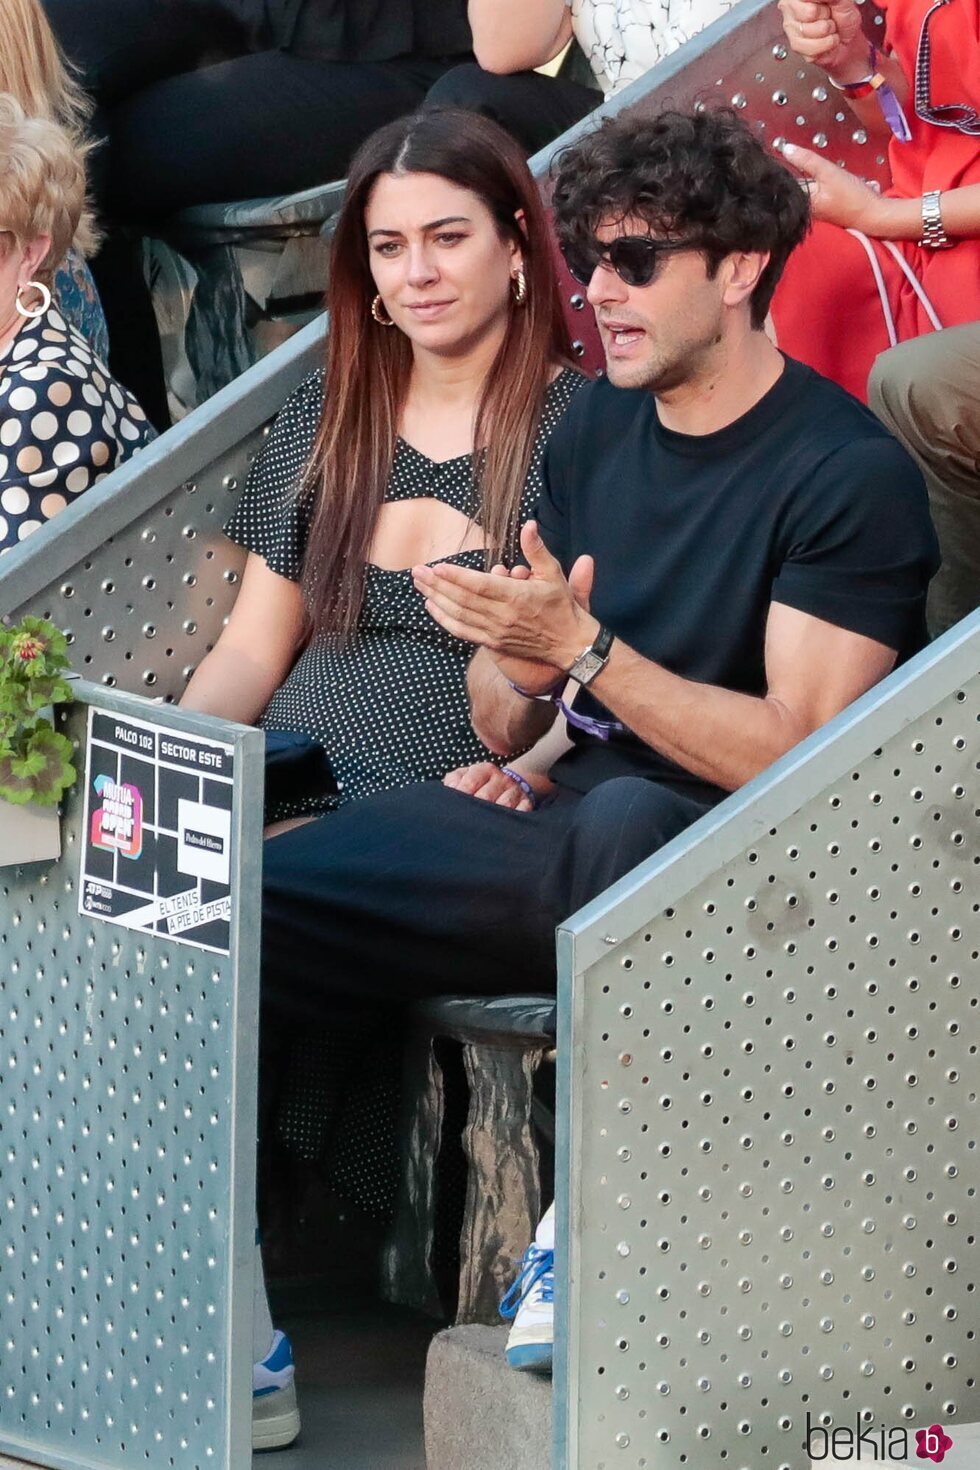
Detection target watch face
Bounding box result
[572,649,605,685]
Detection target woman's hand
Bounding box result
[442,761,554,811]
[782,143,888,232]
[778,0,866,79]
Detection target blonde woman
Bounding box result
[0,0,105,357]
[0,96,152,554]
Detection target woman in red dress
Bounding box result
[770,0,980,401]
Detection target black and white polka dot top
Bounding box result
[225,365,584,819]
[0,305,154,554]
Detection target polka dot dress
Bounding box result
[225,365,584,822]
[0,305,154,553]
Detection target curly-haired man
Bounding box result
[257,110,939,1369]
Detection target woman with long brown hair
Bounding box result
[183,106,580,831]
[181,107,581,1448]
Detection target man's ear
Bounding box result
[721,250,770,310]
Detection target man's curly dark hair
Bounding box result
[551,109,810,328]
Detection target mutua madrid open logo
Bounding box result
[806,1413,954,1461]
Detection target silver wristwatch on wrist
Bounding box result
[566,624,614,686]
[919,189,952,249]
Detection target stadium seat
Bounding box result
[145,180,345,418]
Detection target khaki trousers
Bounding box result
[868,324,980,637]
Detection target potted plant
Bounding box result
[0,616,76,866]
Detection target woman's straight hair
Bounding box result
[302,106,574,640]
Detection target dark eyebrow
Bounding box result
[367,215,472,239]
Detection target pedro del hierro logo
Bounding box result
[805,1413,954,1462]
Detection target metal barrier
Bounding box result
[0,318,326,700]
[537,0,890,180]
[0,682,264,1470]
[555,610,980,1469]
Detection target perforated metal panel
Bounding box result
[0,317,326,702]
[556,616,980,1469]
[535,0,890,183]
[0,682,264,1470]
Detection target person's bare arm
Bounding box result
[416,522,898,794]
[465,644,560,755]
[180,550,307,725]
[443,714,572,809]
[580,601,896,791]
[468,0,573,73]
[781,145,980,239]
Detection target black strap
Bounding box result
[591,623,616,660]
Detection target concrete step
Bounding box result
[424,1325,552,1470]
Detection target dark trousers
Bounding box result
[425,62,600,157]
[261,776,713,1027]
[44,0,459,424]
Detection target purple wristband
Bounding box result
[556,697,624,742]
[505,675,624,741]
[501,767,540,808]
[506,675,565,701]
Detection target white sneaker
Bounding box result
[253,1329,301,1450]
[500,1231,555,1373]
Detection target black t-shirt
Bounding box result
[536,355,939,802]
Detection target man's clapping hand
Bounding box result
[413,520,596,693]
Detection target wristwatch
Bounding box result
[919,189,952,249]
[566,624,615,686]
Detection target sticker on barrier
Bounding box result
[79,706,235,953]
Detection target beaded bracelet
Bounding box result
[501,767,540,809]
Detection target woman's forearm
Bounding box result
[508,706,573,779]
[468,0,572,72]
[870,183,980,240]
[180,643,284,726]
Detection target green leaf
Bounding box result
[0,726,76,807]
[0,616,75,806]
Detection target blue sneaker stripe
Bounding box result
[253,1385,280,1399]
[263,1336,294,1373]
[505,1343,553,1372]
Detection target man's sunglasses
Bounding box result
[562,234,698,288]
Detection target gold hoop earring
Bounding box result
[511,269,527,307]
[371,294,394,326]
[15,280,52,320]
